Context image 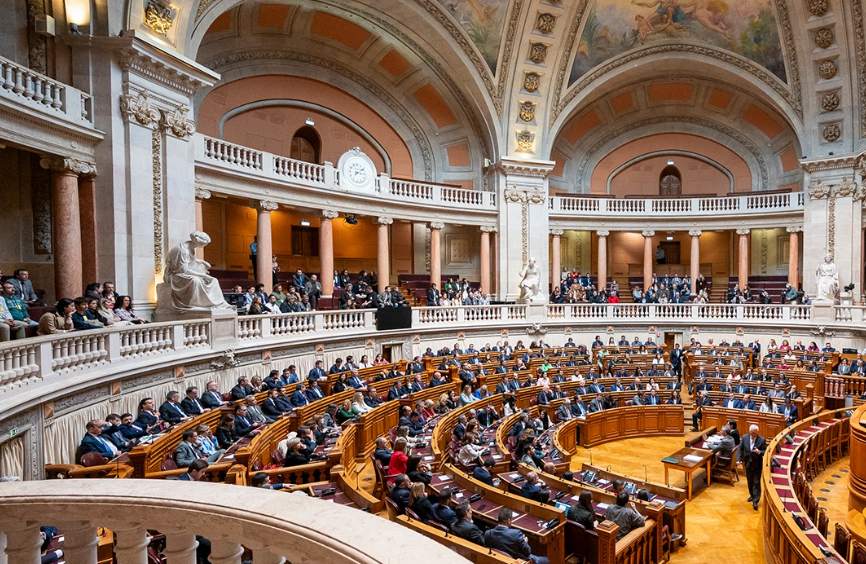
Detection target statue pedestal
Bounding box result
[810,300,836,323]
[526,303,547,321]
[154,282,238,350]
[841,291,854,306]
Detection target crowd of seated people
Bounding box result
[438,278,490,306]
[631,273,693,304]
[550,271,621,304]
[0,272,146,341]
[726,283,811,305]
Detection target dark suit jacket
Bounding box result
[472,466,494,486]
[306,386,325,402]
[262,397,286,417]
[389,486,411,510]
[291,390,309,407]
[426,289,440,306]
[80,433,114,459]
[234,415,256,437]
[484,526,531,559]
[136,410,160,430]
[738,434,767,470]
[230,385,253,401]
[452,518,486,546]
[159,401,188,424]
[180,397,206,416]
[201,391,224,409]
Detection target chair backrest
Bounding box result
[160,457,179,472]
[817,508,829,537]
[271,449,285,465]
[853,540,866,564]
[405,507,421,521]
[427,519,450,533]
[80,451,108,467]
[835,523,852,560]
[507,435,517,452]
[384,496,401,520]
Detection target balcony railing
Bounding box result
[549,192,804,217]
[0,55,94,128]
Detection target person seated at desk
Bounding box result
[452,501,485,546]
[645,390,661,405]
[102,414,136,452]
[520,471,549,503]
[291,383,310,407]
[233,404,263,437]
[373,437,393,467]
[175,429,224,466]
[759,395,778,414]
[159,391,192,425]
[80,419,118,460]
[537,385,555,405]
[283,437,312,467]
[711,425,736,459]
[408,481,436,522]
[631,390,646,406]
[180,386,209,416]
[389,474,411,512]
[605,491,646,540]
[485,508,549,564]
[557,399,574,420]
[477,404,499,427]
[432,488,458,526]
[389,438,410,475]
[665,391,682,405]
[571,395,590,417]
[407,454,432,485]
[118,412,148,440]
[721,393,743,409]
[306,380,326,402]
[740,394,757,411]
[215,414,239,448]
[458,435,486,467]
[472,457,496,486]
[179,459,209,482]
[568,490,597,530]
[262,388,288,419]
[787,385,802,400]
[136,397,165,433]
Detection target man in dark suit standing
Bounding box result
[669,343,683,377]
[426,283,441,306]
[738,424,767,510]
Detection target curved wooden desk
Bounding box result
[554,405,684,456]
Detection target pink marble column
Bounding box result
[41,157,87,300]
[689,230,701,295]
[787,226,801,287]
[492,228,499,298]
[320,210,338,297]
[78,173,99,288]
[429,222,444,289]
[254,200,278,293]
[376,217,393,293]
[597,230,609,290]
[550,229,563,290]
[642,230,655,291]
[737,228,750,290]
[194,188,211,260]
[480,226,494,293]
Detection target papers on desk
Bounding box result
[423,455,435,461]
[597,503,609,511]
[492,454,503,460]
[455,492,464,499]
[578,415,587,420]
[510,473,521,480]
[597,479,610,485]
[572,495,582,501]
[435,475,450,482]
[683,454,705,463]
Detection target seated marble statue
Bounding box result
[518,258,542,303]
[815,253,839,303]
[162,231,232,311]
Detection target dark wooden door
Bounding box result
[660,242,681,265]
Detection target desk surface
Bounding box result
[663,447,713,469]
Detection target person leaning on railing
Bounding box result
[37,298,74,336]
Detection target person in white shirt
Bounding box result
[264,295,281,314]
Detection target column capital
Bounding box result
[119,90,161,128]
[785,225,803,233]
[40,156,96,176]
[479,225,497,233]
[688,230,702,237]
[736,228,751,235]
[832,178,857,198]
[429,221,445,230]
[253,200,278,212]
[375,216,393,225]
[597,230,610,237]
[321,210,339,220]
[641,230,655,237]
[161,103,196,139]
[194,187,212,200]
[808,181,831,199]
[550,229,564,236]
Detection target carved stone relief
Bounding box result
[822,123,841,142]
[152,128,164,275]
[821,91,840,111]
[524,72,541,92]
[809,0,829,16]
[536,13,557,34]
[814,28,834,49]
[145,0,175,36]
[529,43,549,64]
[516,131,535,152]
[30,154,52,254]
[818,60,837,79]
[25,0,47,74]
[852,0,866,137]
[519,101,537,122]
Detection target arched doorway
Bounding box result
[290,126,321,163]
[659,165,682,196]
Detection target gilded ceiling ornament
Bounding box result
[822,123,841,142]
[821,91,840,111]
[808,181,831,199]
[524,72,541,92]
[516,131,535,152]
[144,0,174,36]
[814,28,834,49]
[818,60,837,79]
[519,101,536,122]
[528,43,548,64]
[809,0,829,16]
[536,13,556,34]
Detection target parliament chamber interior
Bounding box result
[2,0,866,563]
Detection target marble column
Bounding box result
[319,210,338,297]
[550,229,563,289]
[376,217,393,293]
[41,157,89,300]
[787,226,801,287]
[253,551,286,564]
[737,228,750,290]
[78,172,99,287]
[491,228,499,298]
[642,230,655,290]
[194,188,211,260]
[689,230,701,296]
[254,200,278,293]
[597,230,609,291]
[163,532,198,564]
[114,526,150,564]
[480,226,494,293]
[3,523,42,564]
[62,522,99,564]
[208,540,243,564]
[429,222,444,289]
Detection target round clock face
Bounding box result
[347,160,369,184]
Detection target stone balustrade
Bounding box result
[0,55,94,128]
[0,479,469,564]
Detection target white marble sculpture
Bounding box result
[815,253,839,303]
[162,231,232,311]
[518,258,543,303]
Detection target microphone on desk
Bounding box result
[606,465,611,472]
[587,449,592,465]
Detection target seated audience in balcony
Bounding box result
[248,295,265,315]
[37,298,75,336]
[2,281,36,326]
[80,419,117,460]
[160,391,192,424]
[95,298,124,326]
[263,294,280,314]
[304,274,322,309]
[426,283,441,306]
[8,269,41,305]
[292,269,308,294]
[84,282,103,301]
[118,413,148,440]
[70,297,102,330]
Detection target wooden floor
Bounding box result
[355,432,854,564]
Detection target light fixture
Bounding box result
[667,159,674,165]
[305,118,315,126]
[666,236,674,241]
[300,220,310,227]
[65,0,91,30]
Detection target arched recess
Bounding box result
[290,125,321,164]
[606,150,735,195]
[659,165,682,196]
[218,100,393,175]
